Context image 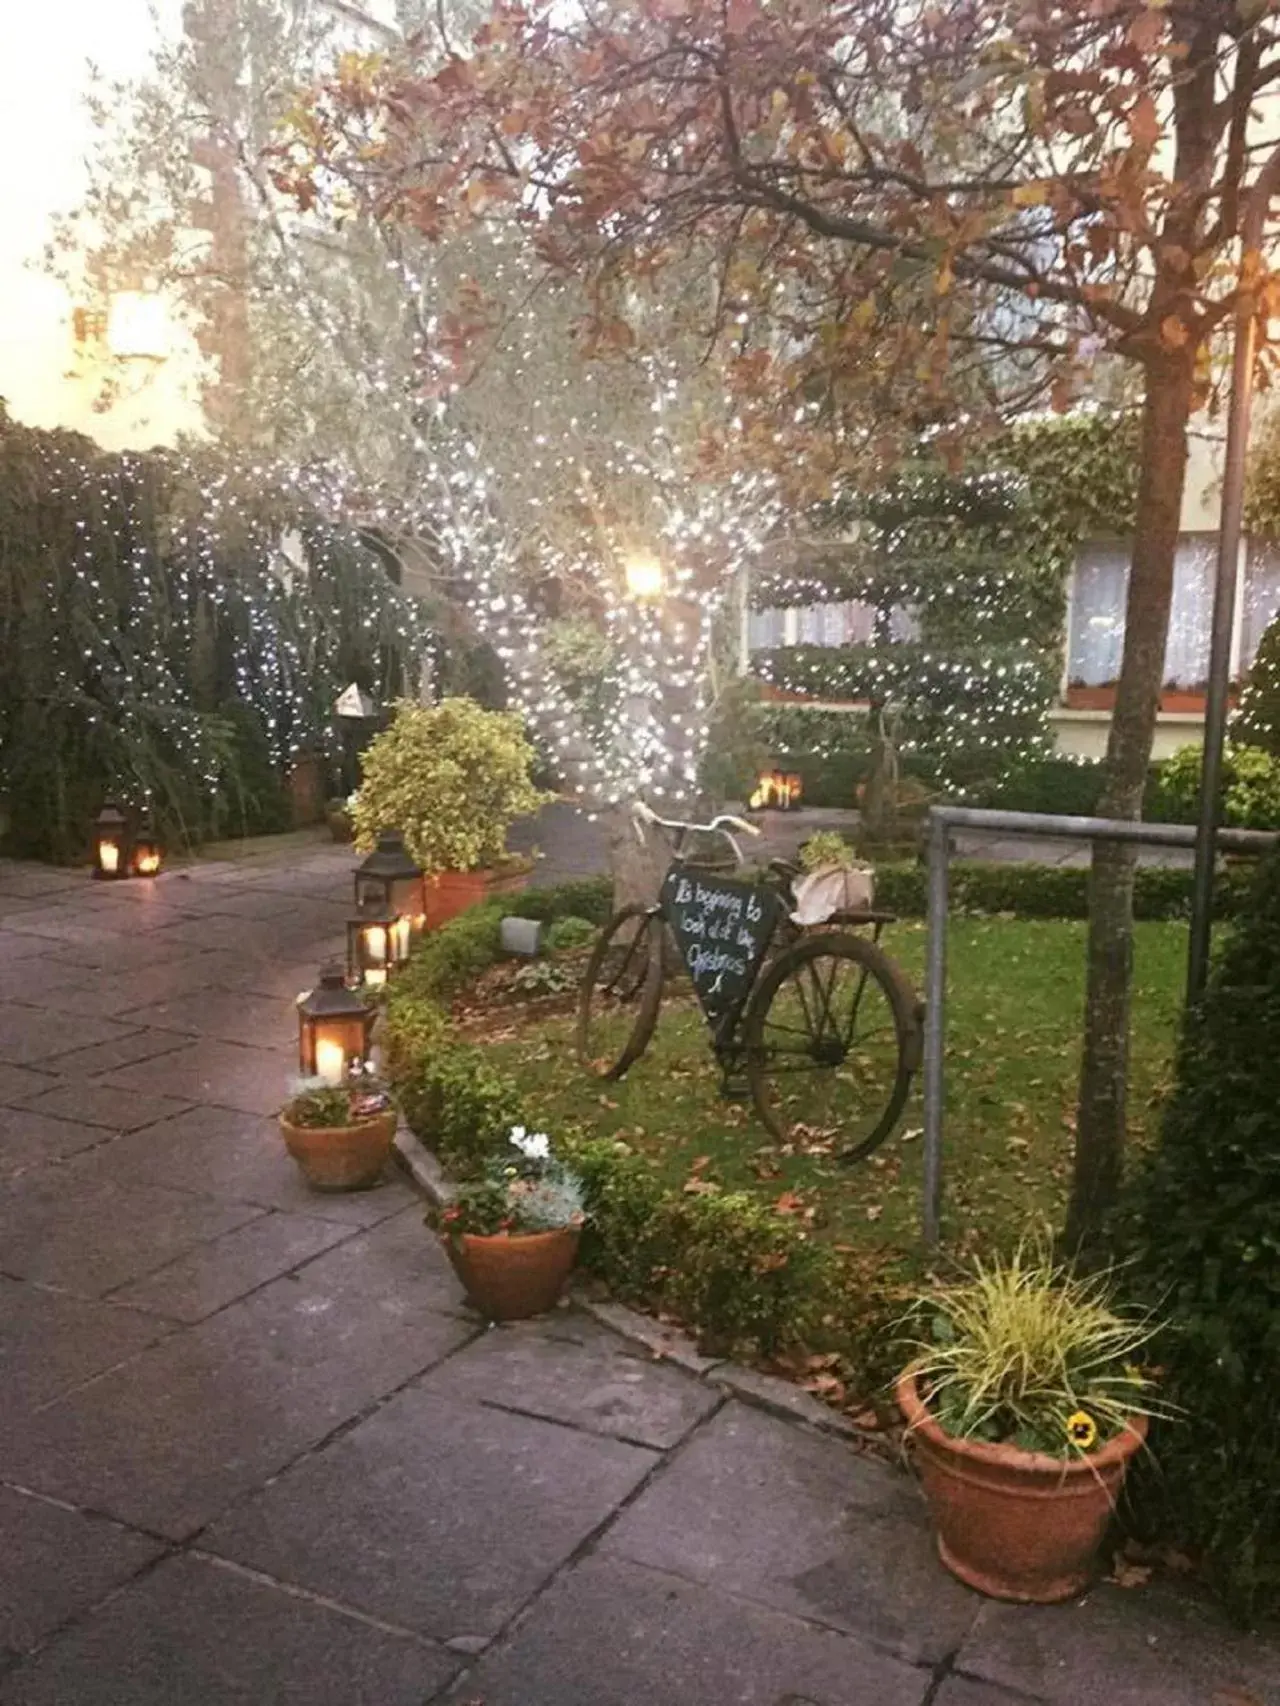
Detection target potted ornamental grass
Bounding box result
[437,1126,585,1321]
[278,1067,397,1192]
[895,1242,1164,1603]
[351,697,549,929]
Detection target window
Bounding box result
[1066,533,1280,697]
[748,600,919,653]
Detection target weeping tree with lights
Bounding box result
[751,467,1059,837]
[279,0,1280,1249]
[0,405,430,860]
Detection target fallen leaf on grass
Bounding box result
[865,1203,883,1222]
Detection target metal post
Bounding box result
[1188,147,1280,1005]
[922,811,949,1247]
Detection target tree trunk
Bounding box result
[1065,351,1196,1253]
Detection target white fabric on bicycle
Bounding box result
[790,865,875,925]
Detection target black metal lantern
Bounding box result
[354,829,425,928]
[131,830,163,877]
[296,965,375,1084]
[347,897,411,989]
[92,803,129,879]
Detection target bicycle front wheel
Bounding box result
[576,904,663,1079]
[744,933,918,1161]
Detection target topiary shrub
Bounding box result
[509,877,613,926]
[1122,850,1280,1622]
[352,697,550,873]
[398,1043,527,1180]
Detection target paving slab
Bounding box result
[120,991,297,1051]
[460,1552,932,1706]
[0,1064,58,1110]
[63,1104,416,1226]
[17,1078,193,1131]
[0,1554,457,1706]
[0,1487,165,1654]
[0,1106,112,1179]
[28,956,232,1019]
[955,1588,1280,1706]
[0,864,86,899]
[0,1259,476,1537]
[0,1171,260,1296]
[0,1005,137,1068]
[600,1400,979,1666]
[933,1681,1043,1706]
[204,1385,656,1642]
[0,930,59,965]
[0,1274,172,1412]
[417,1311,719,1447]
[100,1039,289,1117]
[108,1211,355,1321]
[42,1028,192,1078]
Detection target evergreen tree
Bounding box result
[751,468,1058,831]
[1124,851,1280,1622]
[1233,606,1280,759]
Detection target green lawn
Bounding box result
[481,918,1186,1256]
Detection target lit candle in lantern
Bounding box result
[99,842,120,874]
[365,923,388,966]
[314,1037,347,1086]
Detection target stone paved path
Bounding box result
[0,836,1274,1704]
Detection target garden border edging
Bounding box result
[391,1119,871,1447]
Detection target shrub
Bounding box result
[509,877,613,926]
[399,1043,527,1179]
[1122,850,1280,1622]
[351,697,550,873]
[544,915,598,952]
[1156,741,1280,831]
[1232,603,1280,758]
[650,1191,833,1357]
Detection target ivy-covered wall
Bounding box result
[0,407,432,860]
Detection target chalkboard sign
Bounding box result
[660,868,782,1032]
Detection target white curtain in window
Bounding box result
[1069,536,1216,689]
[748,607,787,651]
[1067,542,1128,686]
[1243,540,1280,670]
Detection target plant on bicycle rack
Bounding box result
[799,831,863,872]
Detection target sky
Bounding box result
[0,0,199,447]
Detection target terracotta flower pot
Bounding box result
[279,1109,397,1192]
[895,1371,1147,1603]
[423,860,533,931]
[444,1225,580,1321]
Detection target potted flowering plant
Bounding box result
[278,1066,396,1192]
[437,1126,585,1320]
[895,1242,1164,1603]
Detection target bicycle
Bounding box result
[576,803,923,1161]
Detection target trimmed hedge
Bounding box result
[384,882,891,1364]
[872,859,1255,922]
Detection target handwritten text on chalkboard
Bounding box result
[660,868,782,1030]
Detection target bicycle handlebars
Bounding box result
[631,800,761,867]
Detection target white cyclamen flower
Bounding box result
[509,1127,551,1161]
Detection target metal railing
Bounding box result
[920,806,1279,1246]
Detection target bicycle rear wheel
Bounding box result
[744,933,918,1161]
[576,904,663,1079]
